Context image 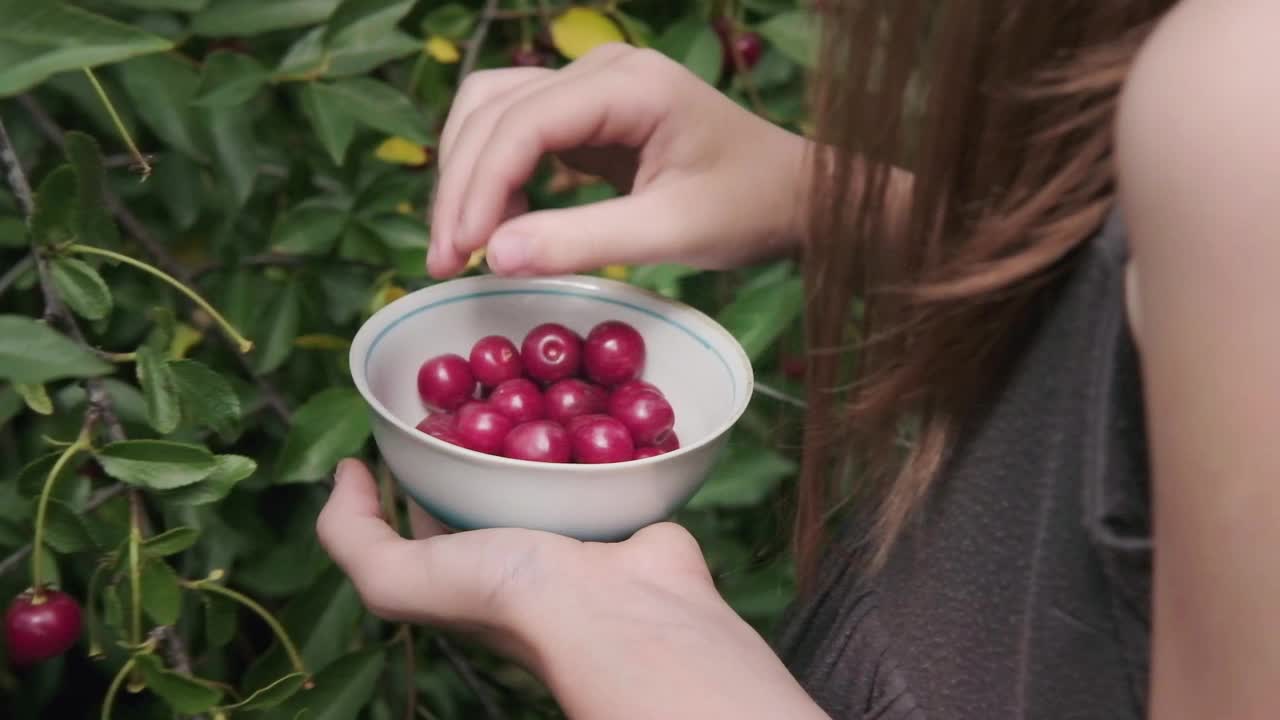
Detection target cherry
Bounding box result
[5,589,82,666]
[713,18,763,72]
[502,420,572,463]
[655,431,680,453]
[583,320,646,386]
[520,323,582,383]
[564,412,605,435]
[454,402,515,455]
[544,379,607,425]
[469,335,523,388]
[488,378,546,424]
[634,447,664,460]
[416,412,461,446]
[417,354,476,411]
[781,352,806,380]
[607,388,675,447]
[569,415,635,464]
[612,379,663,401]
[511,47,547,67]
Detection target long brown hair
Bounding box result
[796,0,1174,583]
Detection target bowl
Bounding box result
[348,274,754,541]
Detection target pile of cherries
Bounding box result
[415,320,678,464]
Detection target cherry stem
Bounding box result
[30,426,92,599]
[85,559,109,658]
[82,67,151,180]
[186,579,312,685]
[100,657,134,720]
[66,243,254,354]
[128,524,142,646]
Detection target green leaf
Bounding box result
[141,526,200,557]
[420,3,474,38]
[50,257,113,321]
[16,450,85,499]
[191,0,341,36]
[14,382,52,415]
[628,263,700,297]
[276,388,371,483]
[0,215,26,246]
[0,1,173,96]
[108,0,208,11]
[206,104,258,207]
[161,454,256,506]
[243,567,361,689]
[133,653,223,713]
[229,672,307,711]
[169,359,241,434]
[150,152,202,229]
[62,131,121,248]
[686,444,797,510]
[326,0,413,43]
[755,10,818,69]
[192,50,268,107]
[611,11,654,47]
[0,315,112,383]
[29,164,77,246]
[202,592,236,649]
[325,28,420,77]
[654,16,722,85]
[136,345,181,434]
[96,440,218,490]
[715,275,804,362]
[360,214,426,278]
[300,81,356,165]
[268,649,384,720]
[43,499,93,553]
[117,53,208,162]
[271,203,348,255]
[252,281,302,374]
[140,559,182,625]
[322,78,432,145]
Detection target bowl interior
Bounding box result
[355,276,751,460]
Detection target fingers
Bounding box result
[429,46,671,278]
[485,188,697,275]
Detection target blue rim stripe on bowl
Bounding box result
[363,288,738,398]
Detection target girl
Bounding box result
[315,1,1280,717]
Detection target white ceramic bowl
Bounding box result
[349,274,754,541]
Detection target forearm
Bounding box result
[525,581,830,719]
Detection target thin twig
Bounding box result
[753,381,807,408]
[0,253,33,297]
[460,0,503,79]
[434,636,509,720]
[0,118,34,217]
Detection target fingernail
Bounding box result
[489,232,529,274]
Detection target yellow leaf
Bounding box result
[465,248,486,271]
[425,35,460,64]
[396,201,414,215]
[602,264,630,281]
[550,8,626,60]
[375,137,429,166]
[170,323,204,360]
[294,334,352,351]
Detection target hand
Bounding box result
[315,459,831,719]
[427,43,810,279]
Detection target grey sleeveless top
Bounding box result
[775,210,1152,719]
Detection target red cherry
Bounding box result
[455,402,515,455]
[612,379,663,401]
[5,589,82,666]
[607,388,675,447]
[780,352,806,380]
[583,320,645,386]
[634,447,664,459]
[511,47,546,67]
[569,415,635,464]
[488,378,546,424]
[520,323,582,383]
[469,335,523,388]
[730,32,763,70]
[416,412,461,446]
[417,354,476,411]
[544,379,607,425]
[655,431,680,453]
[564,412,605,435]
[502,420,572,463]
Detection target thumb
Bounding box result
[486,189,704,276]
[315,459,403,581]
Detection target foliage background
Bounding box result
[0,0,817,717]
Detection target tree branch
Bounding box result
[460,0,503,79]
